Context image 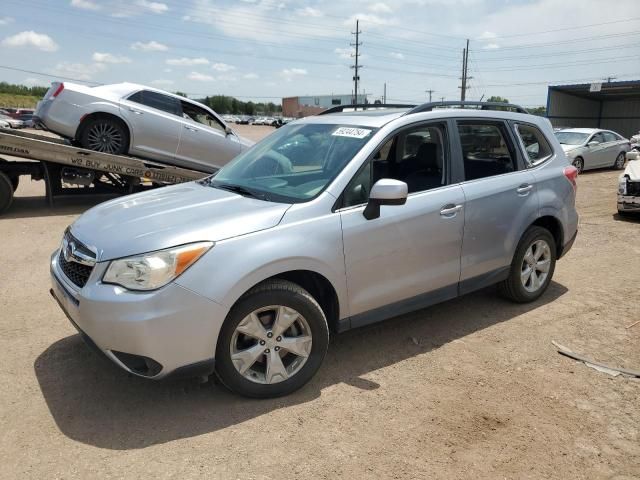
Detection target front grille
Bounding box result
[627,181,640,196]
[58,231,96,288]
[58,251,93,288]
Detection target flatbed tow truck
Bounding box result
[0,128,209,214]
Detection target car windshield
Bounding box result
[202,122,377,203]
[555,131,589,145]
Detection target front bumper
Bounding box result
[617,194,640,213]
[50,250,226,379]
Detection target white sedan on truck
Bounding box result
[618,151,640,214]
[35,82,253,172]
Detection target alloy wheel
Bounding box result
[230,305,313,384]
[86,122,123,154]
[615,152,625,169]
[573,158,584,174]
[520,239,551,293]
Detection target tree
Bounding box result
[528,106,546,117]
[486,96,509,103]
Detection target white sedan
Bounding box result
[555,128,630,173]
[35,82,253,173]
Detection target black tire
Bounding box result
[0,171,14,214]
[613,152,626,170]
[0,159,19,191]
[499,226,557,303]
[215,279,329,398]
[572,157,584,174]
[79,116,129,155]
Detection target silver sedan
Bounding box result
[555,128,630,173]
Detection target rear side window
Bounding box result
[602,131,617,142]
[457,122,516,180]
[128,90,182,116]
[514,123,553,166]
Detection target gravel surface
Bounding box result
[0,126,638,479]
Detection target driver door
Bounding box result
[585,132,607,169]
[176,101,241,171]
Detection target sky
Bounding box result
[1,0,640,106]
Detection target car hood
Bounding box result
[623,160,640,181]
[71,182,291,261]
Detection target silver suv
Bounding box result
[50,102,579,398]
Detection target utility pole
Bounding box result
[440,96,445,103]
[460,39,471,102]
[603,76,617,83]
[350,19,362,105]
[383,82,387,103]
[425,89,435,102]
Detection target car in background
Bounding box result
[555,128,630,173]
[35,82,253,173]
[0,118,10,129]
[17,113,35,128]
[618,151,640,214]
[0,113,25,128]
[630,131,639,151]
[50,102,578,398]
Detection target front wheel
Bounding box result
[79,117,128,155]
[613,152,626,170]
[499,226,557,303]
[572,157,584,174]
[215,280,329,398]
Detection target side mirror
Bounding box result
[363,179,408,220]
[587,141,599,147]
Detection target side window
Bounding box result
[457,122,516,180]
[514,123,553,166]
[602,131,617,143]
[342,123,448,207]
[128,90,181,116]
[591,133,605,144]
[180,101,226,134]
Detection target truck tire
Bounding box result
[79,117,129,155]
[0,159,19,191]
[0,171,14,214]
[215,279,329,398]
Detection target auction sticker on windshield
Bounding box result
[332,127,372,139]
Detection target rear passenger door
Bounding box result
[120,90,183,162]
[455,120,538,293]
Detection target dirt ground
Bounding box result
[0,125,638,479]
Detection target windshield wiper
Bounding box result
[213,182,268,201]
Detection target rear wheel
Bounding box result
[79,117,128,155]
[499,226,557,303]
[613,152,626,170]
[0,160,19,191]
[572,157,584,174]
[0,171,14,214]
[215,280,329,398]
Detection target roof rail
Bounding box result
[318,103,417,115]
[406,101,529,115]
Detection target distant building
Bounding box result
[282,94,367,118]
[547,80,640,137]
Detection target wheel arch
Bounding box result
[75,111,132,149]
[530,215,563,256]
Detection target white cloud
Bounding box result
[344,13,395,27]
[52,62,106,81]
[130,40,168,51]
[243,73,259,80]
[92,52,132,64]
[135,0,168,14]
[167,57,209,66]
[163,68,172,73]
[211,62,236,72]
[483,43,500,50]
[369,2,392,13]
[151,79,174,86]
[70,0,100,10]
[296,7,323,17]
[478,31,497,40]
[390,52,405,60]
[1,31,59,52]
[188,71,214,81]
[281,68,307,81]
[0,17,14,25]
[335,47,354,60]
[23,77,43,87]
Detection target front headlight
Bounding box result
[103,242,213,291]
[618,177,628,195]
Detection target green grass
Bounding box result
[0,93,41,109]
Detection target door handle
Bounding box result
[517,184,533,195]
[184,126,198,132]
[128,108,143,115]
[440,204,463,217]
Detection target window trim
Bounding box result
[513,122,554,168]
[125,89,183,117]
[334,120,452,211]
